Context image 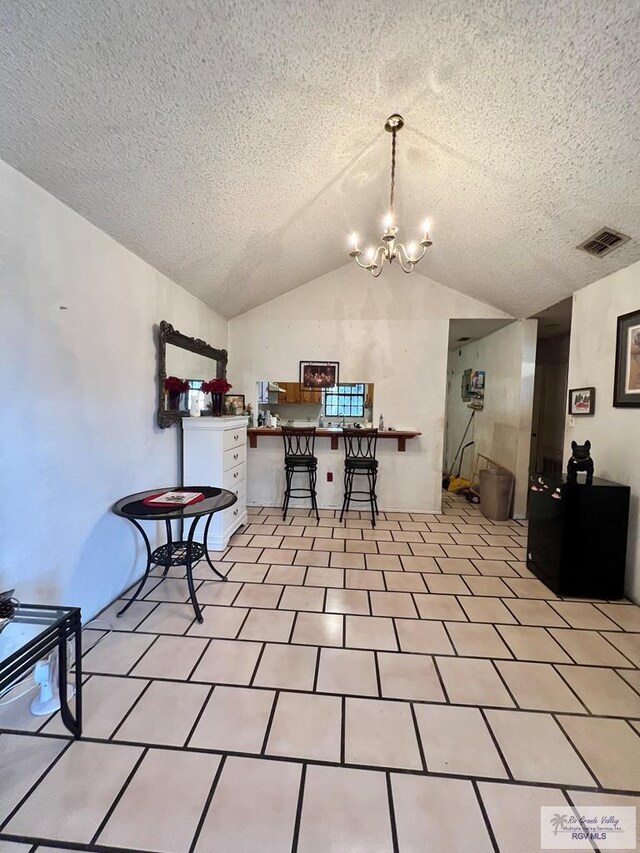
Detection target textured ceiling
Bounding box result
[1,0,639,318]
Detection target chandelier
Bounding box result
[348,114,432,277]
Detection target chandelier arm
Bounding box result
[395,247,414,273]
[354,255,372,270]
[373,245,387,267]
[396,242,427,266]
[369,263,384,278]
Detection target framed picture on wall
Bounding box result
[614,309,640,407]
[299,361,339,389]
[568,387,596,416]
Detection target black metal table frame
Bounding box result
[118,510,229,624]
[0,605,82,737]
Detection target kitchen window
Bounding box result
[324,384,366,418]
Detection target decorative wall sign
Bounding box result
[614,309,640,407]
[469,369,485,410]
[299,361,339,389]
[568,387,596,416]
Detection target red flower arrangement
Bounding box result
[164,376,189,393]
[201,379,232,394]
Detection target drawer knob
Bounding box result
[233,508,238,516]
[233,434,239,440]
[233,453,239,460]
[234,472,239,479]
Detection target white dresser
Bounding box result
[182,416,248,550]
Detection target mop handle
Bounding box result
[448,411,475,477]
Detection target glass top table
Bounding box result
[0,603,82,737]
[112,486,238,623]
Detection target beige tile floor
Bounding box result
[1,492,639,852]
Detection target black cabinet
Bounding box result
[527,475,630,599]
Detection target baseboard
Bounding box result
[246,500,443,515]
[207,509,248,550]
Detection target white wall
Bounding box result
[564,261,640,602]
[0,160,227,621]
[229,264,510,512]
[446,321,538,518]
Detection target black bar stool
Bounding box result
[281,426,320,522]
[339,428,379,527]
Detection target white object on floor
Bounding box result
[30,652,74,716]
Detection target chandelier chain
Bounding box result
[389,128,397,215]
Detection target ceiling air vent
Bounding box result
[577,228,630,258]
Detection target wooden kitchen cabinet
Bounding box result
[272,382,322,405]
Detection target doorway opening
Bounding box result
[529,298,573,476]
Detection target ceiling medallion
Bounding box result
[349,114,432,277]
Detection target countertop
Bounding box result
[247,427,421,452]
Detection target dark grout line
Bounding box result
[430,657,451,704]
[311,646,321,693]
[242,638,266,685]
[490,659,521,709]
[184,684,215,748]
[409,703,428,774]
[373,652,383,699]
[472,778,501,853]
[187,752,227,853]
[597,630,640,671]
[0,738,74,833]
[385,771,401,853]
[289,762,307,853]
[79,613,640,675]
[479,707,513,781]
[259,690,279,756]
[551,711,602,788]
[0,834,155,853]
[287,610,299,644]
[90,747,148,846]
[7,721,639,801]
[108,679,154,740]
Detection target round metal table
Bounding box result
[113,486,237,622]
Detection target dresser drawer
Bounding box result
[223,492,245,527]
[228,479,246,505]
[223,428,246,452]
[224,462,245,489]
[223,443,246,471]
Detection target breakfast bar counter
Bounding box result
[247,427,421,452]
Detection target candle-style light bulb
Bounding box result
[349,232,359,250]
[383,212,394,230]
[422,218,431,236]
[366,246,375,263]
[407,242,416,258]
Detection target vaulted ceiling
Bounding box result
[1,0,639,318]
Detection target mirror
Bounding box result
[256,381,374,427]
[157,320,228,428]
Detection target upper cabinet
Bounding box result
[278,383,321,405]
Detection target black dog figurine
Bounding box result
[567,440,594,485]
